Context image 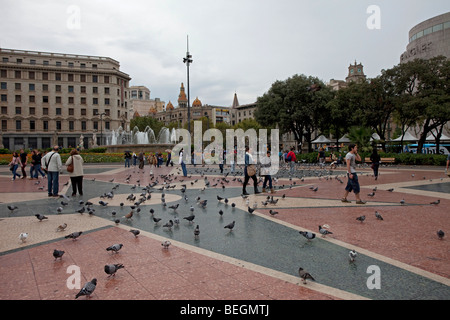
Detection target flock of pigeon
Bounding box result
[5,163,447,297]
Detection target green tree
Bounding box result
[255,74,333,152]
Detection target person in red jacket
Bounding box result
[287,147,297,175]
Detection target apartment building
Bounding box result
[0,48,131,150]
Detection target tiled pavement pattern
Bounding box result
[0,162,449,300]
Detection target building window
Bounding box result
[1,106,7,114]
[93,87,98,94]
[105,109,110,116]
[56,121,62,131]
[1,119,7,131]
[55,85,61,92]
[93,121,98,130]
[15,107,21,114]
[69,121,74,131]
[104,87,110,94]
[43,108,49,115]
[0,70,7,78]
[81,121,86,131]
[80,86,86,93]
[56,108,62,115]
[29,83,35,91]
[29,71,35,79]
[15,70,21,79]
[29,107,35,115]
[81,108,86,116]
[15,95,21,102]
[0,82,6,89]
[93,98,98,105]
[68,85,74,93]
[68,74,74,81]
[80,74,86,82]
[80,63,86,68]
[68,97,74,104]
[42,72,48,80]
[56,61,62,67]
[43,120,48,131]
[105,121,110,130]
[43,60,49,66]
[16,120,21,131]
[16,59,23,64]
[68,62,74,68]
[1,94,7,102]
[30,59,36,65]
[15,83,21,90]
[92,75,98,83]
[92,64,97,69]
[29,95,35,103]
[2,58,8,63]
[69,108,74,116]
[42,84,48,91]
[43,96,49,103]
[104,76,110,83]
[105,98,110,105]
[81,97,86,105]
[30,120,35,131]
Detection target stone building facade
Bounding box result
[0,48,131,150]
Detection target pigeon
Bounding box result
[269,209,278,216]
[375,211,384,220]
[194,225,200,238]
[129,229,140,237]
[163,220,174,229]
[53,249,65,260]
[60,201,69,206]
[299,231,316,241]
[367,192,375,197]
[56,223,67,232]
[400,199,405,205]
[35,214,48,222]
[104,263,124,277]
[75,278,97,299]
[430,200,440,205]
[312,186,318,192]
[76,207,85,214]
[349,250,357,262]
[437,230,445,240]
[19,232,28,243]
[168,204,179,210]
[161,240,171,249]
[387,188,394,192]
[106,243,123,254]
[248,206,255,214]
[99,200,108,206]
[183,215,195,223]
[65,231,83,240]
[124,210,134,220]
[218,209,224,217]
[231,203,236,208]
[217,195,224,201]
[153,217,162,224]
[356,215,366,223]
[319,225,333,237]
[224,220,235,231]
[298,267,315,284]
[8,205,18,213]
[56,207,63,214]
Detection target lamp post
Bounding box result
[95,112,106,146]
[183,35,193,135]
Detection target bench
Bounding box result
[365,157,396,164]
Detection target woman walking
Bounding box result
[65,149,84,196]
[9,152,22,181]
[179,148,187,177]
[370,147,381,180]
[242,146,260,195]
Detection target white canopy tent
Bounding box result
[392,132,418,142]
[311,135,332,144]
[426,132,450,141]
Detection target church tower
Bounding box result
[345,61,366,83]
[178,82,188,108]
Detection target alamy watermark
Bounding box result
[172,121,280,175]
[66,5,81,30]
[366,5,381,30]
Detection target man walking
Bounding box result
[41,146,62,197]
[341,144,366,204]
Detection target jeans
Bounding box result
[263,175,272,189]
[47,171,59,196]
[181,161,187,176]
[31,164,46,178]
[289,161,295,174]
[125,158,131,167]
[12,164,21,180]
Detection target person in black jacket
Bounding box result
[370,148,381,180]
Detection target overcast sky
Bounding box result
[1,0,449,107]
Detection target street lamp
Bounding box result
[183,35,193,135]
[94,112,106,146]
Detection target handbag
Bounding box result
[247,164,256,177]
[67,156,74,173]
[9,164,14,171]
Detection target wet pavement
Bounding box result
[0,162,449,300]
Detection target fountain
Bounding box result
[103,126,176,154]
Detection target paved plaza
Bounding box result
[0,162,449,300]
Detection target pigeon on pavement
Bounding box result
[349,250,357,262]
[224,220,235,231]
[53,249,65,260]
[194,225,200,238]
[299,231,316,241]
[7,205,18,213]
[19,233,28,243]
[430,200,440,205]
[356,215,366,223]
[298,267,315,284]
[163,220,174,230]
[65,231,83,240]
[375,211,384,220]
[35,214,48,222]
[75,278,97,299]
[161,240,171,249]
[56,223,67,232]
[129,229,140,237]
[104,264,124,277]
[183,215,195,223]
[106,243,123,254]
[319,225,333,237]
[437,230,445,240]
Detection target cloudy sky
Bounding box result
[1,0,449,107]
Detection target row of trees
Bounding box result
[254,56,450,153]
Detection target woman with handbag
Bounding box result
[9,152,22,181]
[242,146,260,195]
[65,149,84,196]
